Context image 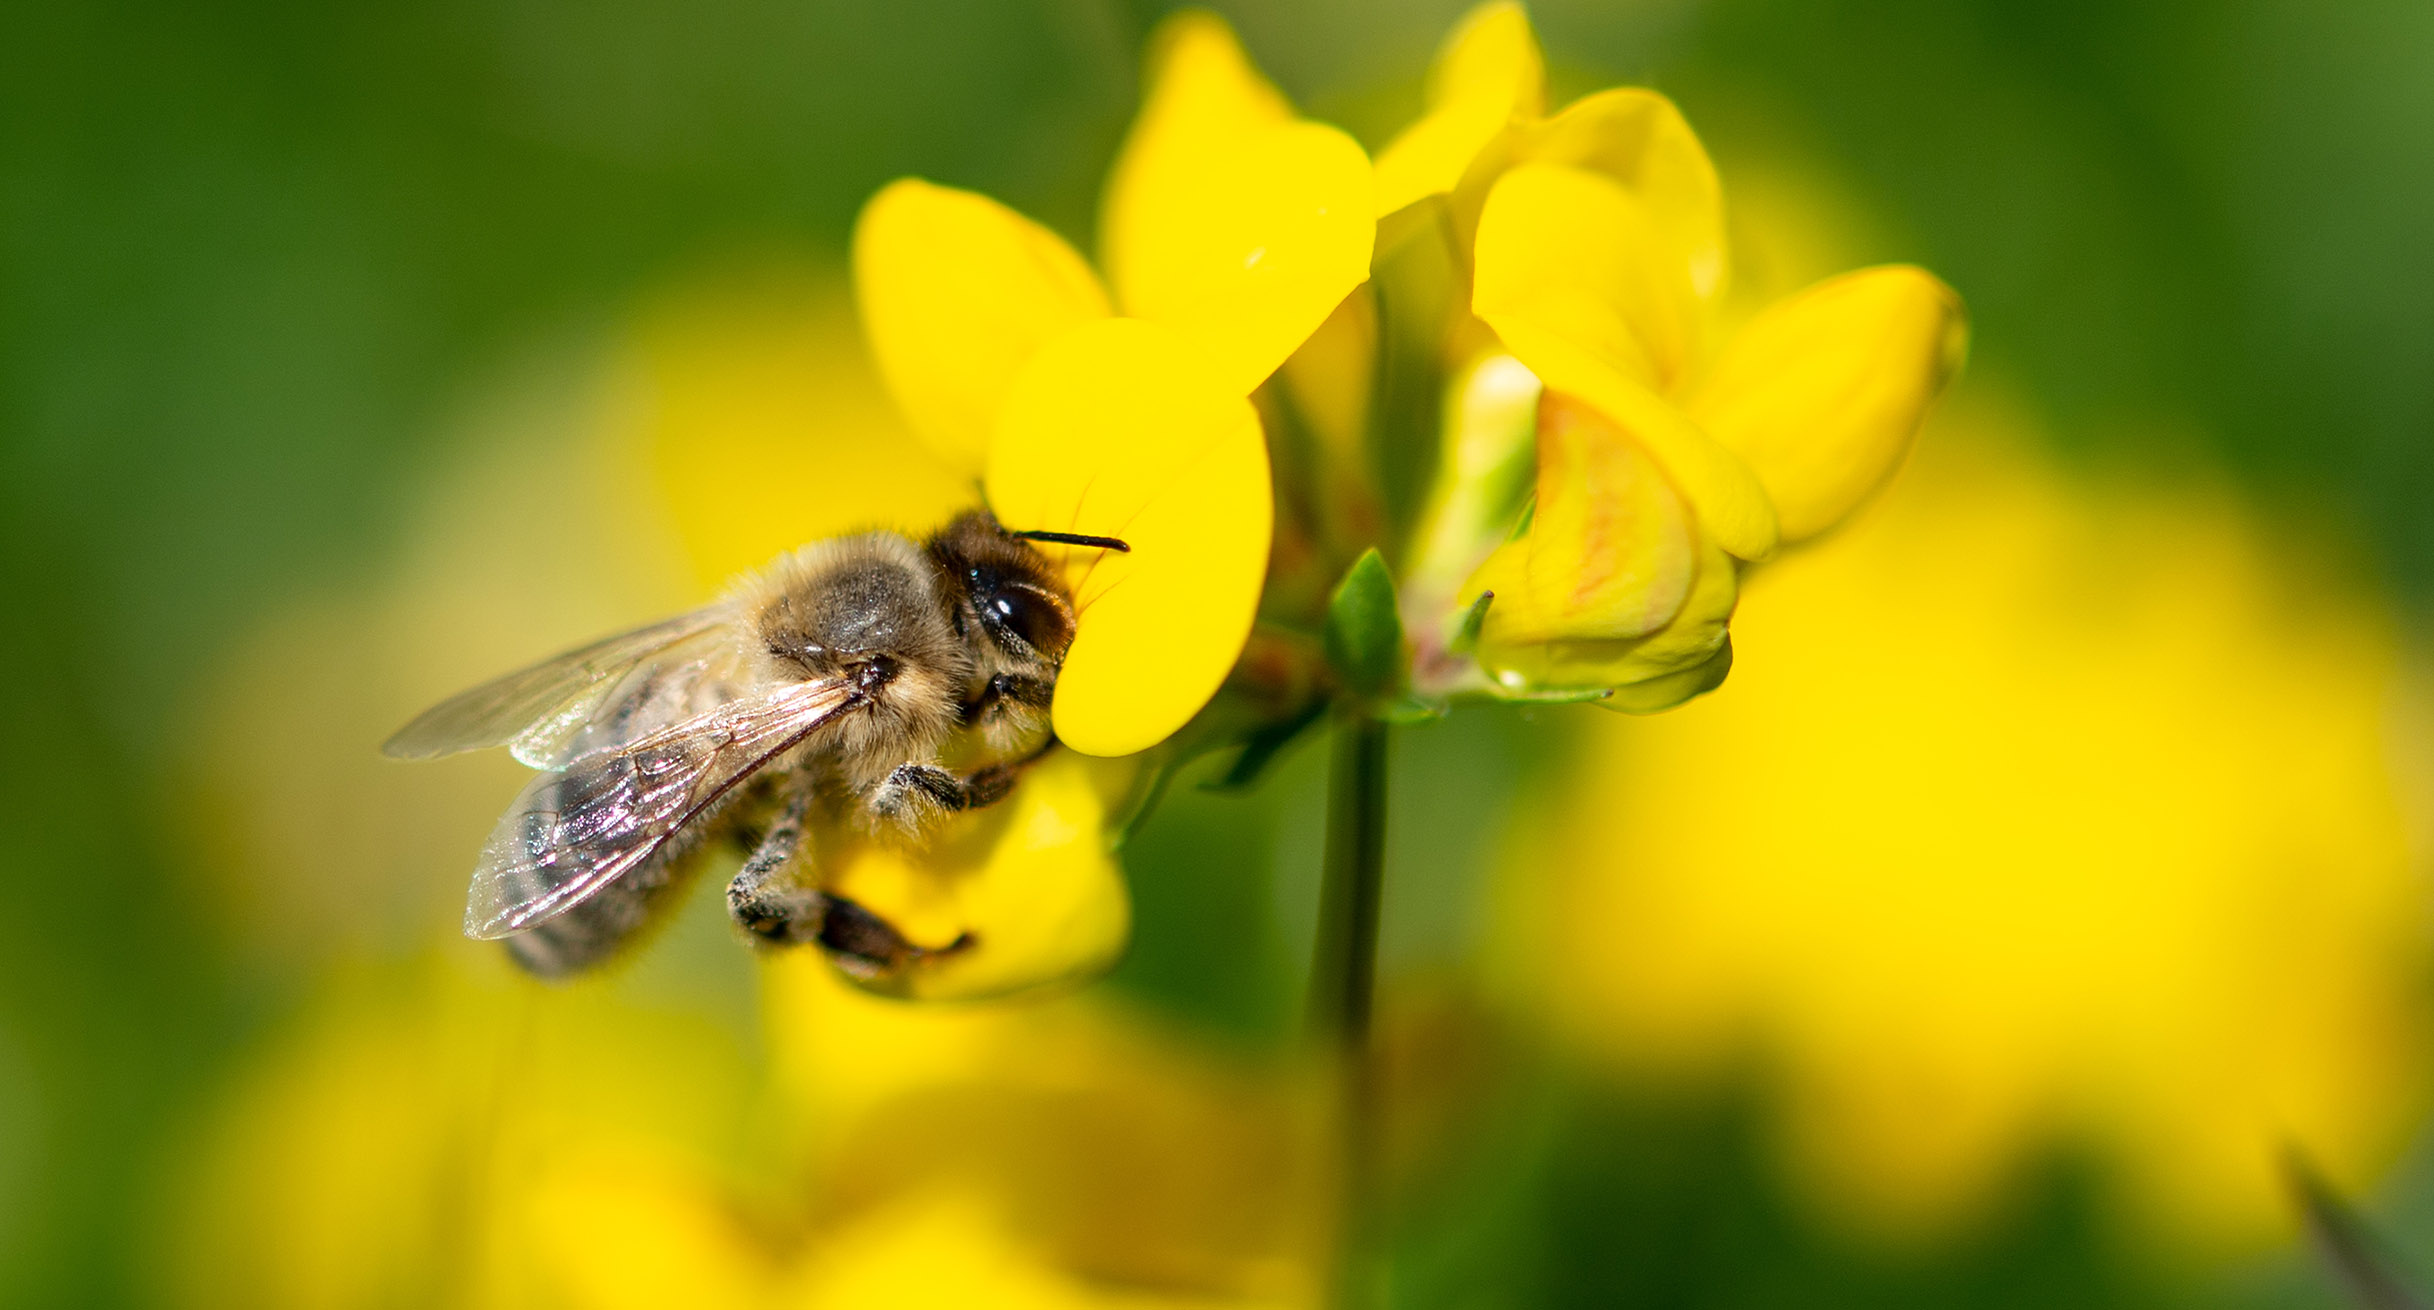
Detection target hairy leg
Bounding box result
[725,782,820,943]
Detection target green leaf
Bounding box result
[1324,548,1406,700]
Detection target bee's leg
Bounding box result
[871,735,1059,822]
[817,895,974,981]
[722,795,976,978]
[872,762,999,818]
[961,674,1056,756]
[960,673,1054,723]
[724,783,821,944]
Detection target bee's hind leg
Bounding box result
[725,783,822,945]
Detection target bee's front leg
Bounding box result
[960,673,1053,725]
[869,732,1060,826]
[870,761,1019,823]
[725,782,820,944]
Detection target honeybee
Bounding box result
[384,510,1125,978]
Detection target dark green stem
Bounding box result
[1311,713,1388,1039]
[1310,711,1390,1306]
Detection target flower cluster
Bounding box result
[853,10,1370,759]
[1380,3,1966,709]
[818,2,1964,995]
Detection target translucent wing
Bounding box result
[504,624,757,770]
[463,678,858,939]
[381,606,734,762]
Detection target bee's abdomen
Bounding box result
[498,805,717,978]
[504,863,672,977]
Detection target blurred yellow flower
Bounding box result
[1500,396,2434,1249]
[759,954,1328,1303]
[1382,3,1965,709]
[166,955,759,1310]
[854,11,1373,758]
[169,952,1325,1309]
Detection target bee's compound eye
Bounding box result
[984,586,1074,657]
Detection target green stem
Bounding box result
[1311,714,1389,1038]
[1310,711,1390,1306]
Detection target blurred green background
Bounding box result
[5,0,2433,1305]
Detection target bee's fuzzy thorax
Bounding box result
[744,531,971,794]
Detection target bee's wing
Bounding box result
[381,606,734,762]
[504,624,758,770]
[463,678,858,940]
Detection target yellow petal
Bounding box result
[1405,351,1541,613]
[853,178,1112,471]
[1601,635,1733,713]
[1519,88,1729,306]
[1473,162,1702,395]
[1278,283,1377,466]
[1100,12,1376,395]
[1121,9,1294,138]
[1474,181,1779,562]
[1560,367,1778,562]
[1475,535,1739,699]
[1465,391,1698,645]
[822,752,1138,1001]
[1372,1,1546,217]
[987,318,1273,756]
[1693,266,1968,543]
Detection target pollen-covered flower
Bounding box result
[1388,2,1966,711]
[855,10,1373,758]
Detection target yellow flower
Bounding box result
[1499,401,2434,1250]
[758,954,1329,1303]
[164,956,762,1310]
[1383,3,1965,709]
[168,950,1327,1308]
[854,11,1373,757]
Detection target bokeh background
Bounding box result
[6,0,2434,1305]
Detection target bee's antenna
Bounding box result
[1011,529,1131,553]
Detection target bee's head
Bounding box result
[927,511,1081,668]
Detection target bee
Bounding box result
[383,510,1126,979]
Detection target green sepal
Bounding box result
[1374,695,1448,724]
[1205,699,1329,792]
[1488,685,1620,705]
[1446,590,1494,657]
[1324,548,1406,700]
